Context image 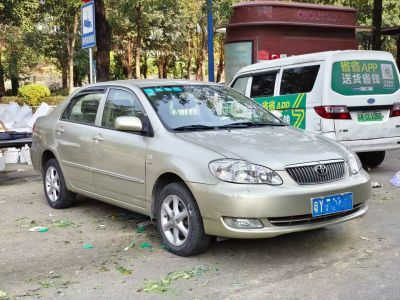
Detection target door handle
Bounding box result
[56,127,65,134]
[92,134,104,142]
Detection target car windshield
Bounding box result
[142,85,285,131]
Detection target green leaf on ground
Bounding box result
[116,266,132,275]
[142,266,212,293]
[53,219,75,228]
[82,244,94,249]
[139,242,152,249]
[136,226,146,233]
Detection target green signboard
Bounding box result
[332,60,400,96]
[254,93,306,129]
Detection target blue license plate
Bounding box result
[311,192,353,217]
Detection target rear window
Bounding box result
[332,60,400,95]
[250,72,278,98]
[279,65,320,95]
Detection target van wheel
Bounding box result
[43,158,75,209]
[155,182,211,256]
[358,151,385,168]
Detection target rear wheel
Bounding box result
[358,151,385,168]
[155,182,211,256]
[43,158,75,209]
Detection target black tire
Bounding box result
[155,182,211,256]
[43,158,75,209]
[358,151,385,168]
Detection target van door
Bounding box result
[327,59,400,145]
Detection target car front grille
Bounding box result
[268,203,363,227]
[286,160,346,185]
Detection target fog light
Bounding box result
[223,217,264,229]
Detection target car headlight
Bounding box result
[347,150,362,175]
[209,159,283,185]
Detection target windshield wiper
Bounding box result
[217,121,287,128]
[173,124,216,132]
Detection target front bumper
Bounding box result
[340,136,400,152]
[188,170,371,239]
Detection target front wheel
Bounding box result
[43,158,75,209]
[358,151,385,168]
[156,182,211,256]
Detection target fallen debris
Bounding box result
[135,226,146,233]
[116,266,132,275]
[29,226,48,233]
[360,236,371,241]
[53,219,75,228]
[123,241,135,251]
[0,290,7,300]
[82,244,94,249]
[139,242,152,249]
[390,171,400,187]
[371,182,382,188]
[142,266,212,293]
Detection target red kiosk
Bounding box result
[224,1,358,83]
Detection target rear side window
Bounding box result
[101,89,144,129]
[280,65,320,95]
[250,72,278,98]
[61,93,102,125]
[231,77,248,95]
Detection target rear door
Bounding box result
[55,90,105,192]
[328,53,400,141]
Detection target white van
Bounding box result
[230,50,400,167]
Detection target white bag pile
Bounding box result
[0,102,53,170]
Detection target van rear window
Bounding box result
[332,60,399,95]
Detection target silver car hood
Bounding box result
[176,126,347,170]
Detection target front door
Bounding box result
[55,91,104,192]
[91,88,147,210]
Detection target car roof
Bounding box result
[235,50,394,75]
[81,79,221,89]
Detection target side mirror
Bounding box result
[114,116,143,132]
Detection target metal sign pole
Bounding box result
[89,48,93,84]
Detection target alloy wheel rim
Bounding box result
[160,195,189,247]
[45,166,60,202]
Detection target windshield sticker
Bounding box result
[171,87,183,92]
[154,88,164,92]
[163,87,172,92]
[253,93,306,129]
[144,88,156,96]
[332,60,399,95]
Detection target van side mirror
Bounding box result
[114,116,143,132]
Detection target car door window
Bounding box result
[61,93,102,125]
[279,65,320,95]
[250,72,278,98]
[101,89,144,129]
[231,77,249,95]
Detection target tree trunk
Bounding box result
[162,56,168,79]
[134,3,142,79]
[216,39,224,83]
[95,0,112,82]
[142,51,148,79]
[126,38,133,79]
[372,0,383,50]
[61,66,68,89]
[186,32,192,79]
[67,12,79,94]
[0,50,5,98]
[9,55,19,96]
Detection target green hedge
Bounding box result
[1,96,66,106]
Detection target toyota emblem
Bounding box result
[314,164,328,176]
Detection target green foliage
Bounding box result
[17,84,51,106]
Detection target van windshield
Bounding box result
[142,85,285,131]
[332,60,400,96]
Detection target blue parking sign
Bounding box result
[81,1,96,49]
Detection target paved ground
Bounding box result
[0,151,399,300]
